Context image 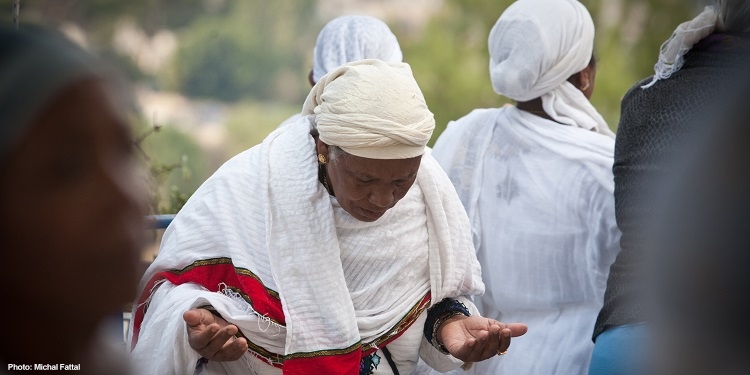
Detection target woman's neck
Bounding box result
[515,98,555,122]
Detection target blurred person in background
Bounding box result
[129,59,527,375]
[429,0,620,374]
[589,2,750,374]
[0,25,146,373]
[279,14,403,127]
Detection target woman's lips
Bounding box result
[356,205,385,220]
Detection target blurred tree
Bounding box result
[133,121,206,214]
[166,0,317,103]
[224,101,300,156]
[1,0,706,209]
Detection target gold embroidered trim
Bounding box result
[363,293,431,351]
[284,341,362,360]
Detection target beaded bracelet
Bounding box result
[424,298,470,354]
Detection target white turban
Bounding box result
[489,0,614,138]
[302,59,434,159]
[312,15,403,83]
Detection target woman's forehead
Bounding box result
[341,153,421,178]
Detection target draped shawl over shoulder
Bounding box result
[129,63,482,375]
[431,106,620,374]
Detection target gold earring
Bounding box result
[318,154,327,164]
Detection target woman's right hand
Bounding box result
[183,308,248,361]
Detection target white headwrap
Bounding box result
[489,0,614,138]
[303,59,435,159]
[642,6,719,89]
[312,15,403,83]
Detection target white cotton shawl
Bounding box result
[304,59,435,159]
[431,106,620,375]
[489,0,614,138]
[129,117,483,373]
[312,15,402,83]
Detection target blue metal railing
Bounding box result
[145,214,176,230]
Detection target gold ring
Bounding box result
[497,349,508,356]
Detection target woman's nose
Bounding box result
[368,186,395,208]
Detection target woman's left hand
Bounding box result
[437,316,528,362]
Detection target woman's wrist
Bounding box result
[434,313,467,354]
[424,298,471,354]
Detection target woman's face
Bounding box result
[316,140,421,222]
[0,79,146,320]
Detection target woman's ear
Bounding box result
[308,69,315,87]
[577,63,596,99]
[579,68,591,91]
[315,138,330,159]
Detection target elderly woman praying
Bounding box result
[128,59,527,375]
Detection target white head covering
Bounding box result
[489,0,614,138]
[312,15,403,83]
[302,59,434,159]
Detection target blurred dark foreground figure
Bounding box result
[589,1,750,374]
[0,25,146,373]
[648,71,750,375]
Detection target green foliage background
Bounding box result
[4,0,705,212]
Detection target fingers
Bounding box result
[185,309,225,350]
[183,308,217,328]
[214,335,249,361]
[450,326,501,362]
[184,309,247,362]
[440,317,526,362]
[192,324,247,361]
[497,328,512,355]
[199,324,238,357]
[505,323,528,337]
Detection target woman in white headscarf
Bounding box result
[310,15,402,86]
[129,59,527,375]
[429,0,620,374]
[279,15,403,128]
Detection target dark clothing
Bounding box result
[592,34,750,340]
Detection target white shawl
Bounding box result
[129,118,483,373]
[431,106,620,374]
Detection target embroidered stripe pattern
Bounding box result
[132,258,432,371]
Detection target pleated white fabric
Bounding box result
[312,15,402,83]
[303,60,434,160]
[129,117,483,374]
[429,106,621,374]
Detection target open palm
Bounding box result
[439,316,528,362]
